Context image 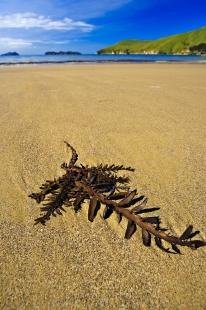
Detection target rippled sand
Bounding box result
[0,64,206,309]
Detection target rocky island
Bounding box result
[1,52,19,56]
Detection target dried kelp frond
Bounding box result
[96,164,135,172]
[29,142,206,254]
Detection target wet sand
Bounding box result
[0,63,206,309]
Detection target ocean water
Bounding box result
[0,54,206,65]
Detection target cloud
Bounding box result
[40,40,71,44]
[0,13,94,31]
[0,0,132,20]
[0,37,75,50]
[0,37,33,48]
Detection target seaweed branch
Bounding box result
[29,142,206,254]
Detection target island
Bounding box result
[1,52,19,56]
[97,26,206,55]
[45,51,81,56]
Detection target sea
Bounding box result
[0,54,206,65]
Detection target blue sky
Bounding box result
[0,0,205,54]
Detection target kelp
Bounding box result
[29,142,206,254]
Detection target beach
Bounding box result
[0,63,206,309]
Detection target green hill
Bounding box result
[97,26,206,55]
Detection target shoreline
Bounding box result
[0,53,206,67]
[0,59,206,68]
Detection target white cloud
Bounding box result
[0,37,33,48]
[0,13,94,32]
[0,37,74,50]
[47,40,71,44]
[0,37,73,48]
[0,0,132,20]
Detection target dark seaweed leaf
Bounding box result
[131,198,148,213]
[128,195,145,206]
[107,186,116,198]
[119,190,137,207]
[135,207,160,215]
[103,205,113,219]
[188,231,200,239]
[143,216,160,225]
[116,212,122,223]
[73,195,85,212]
[109,192,128,200]
[154,237,171,253]
[99,164,134,172]
[142,229,151,246]
[59,206,66,212]
[187,240,206,249]
[92,183,114,193]
[172,244,181,254]
[125,220,137,239]
[64,141,78,167]
[34,216,48,226]
[29,193,44,204]
[56,209,62,215]
[180,225,193,240]
[88,197,99,222]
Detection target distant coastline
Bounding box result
[97,26,206,55]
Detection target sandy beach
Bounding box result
[0,63,206,309]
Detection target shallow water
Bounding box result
[0,53,206,65]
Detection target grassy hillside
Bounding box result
[97,26,206,55]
